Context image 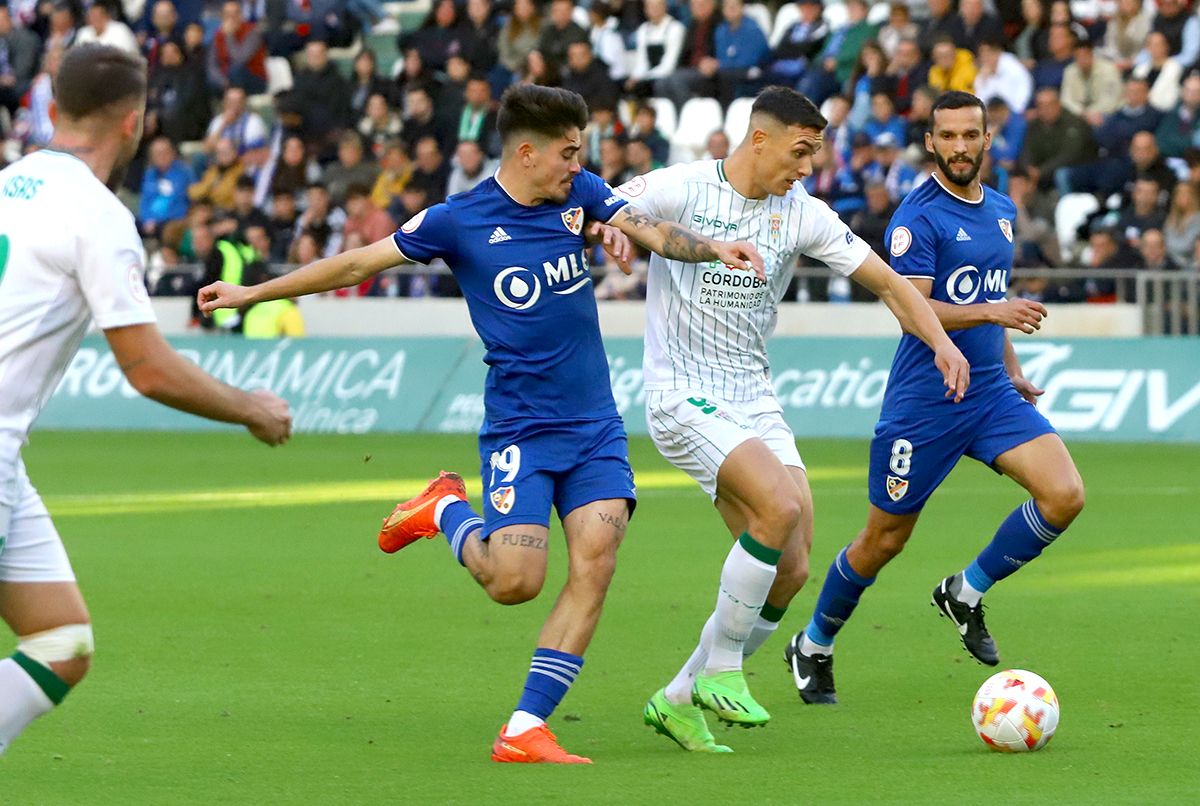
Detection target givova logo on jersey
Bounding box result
[493,250,593,310]
[946,265,1007,304]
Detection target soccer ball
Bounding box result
[971,669,1060,752]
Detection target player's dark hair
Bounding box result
[497,84,589,145]
[750,86,827,131]
[54,43,147,121]
[930,91,987,133]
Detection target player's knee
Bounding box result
[51,654,92,688]
[1041,477,1085,527]
[754,494,804,547]
[863,525,909,564]
[18,623,94,688]
[489,574,544,606]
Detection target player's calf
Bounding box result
[0,623,94,754]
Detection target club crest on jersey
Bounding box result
[890,226,912,257]
[490,485,516,514]
[769,213,782,239]
[561,206,584,235]
[998,218,1013,242]
[886,475,909,502]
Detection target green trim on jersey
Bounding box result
[716,160,727,183]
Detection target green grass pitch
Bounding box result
[4,432,1198,804]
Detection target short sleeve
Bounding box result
[885,206,937,279]
[614,167,686,220]
[76,205,157,330]
[795,195,872,277]
[574,169,627,223]
[392,203,456,264]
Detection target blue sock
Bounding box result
[805,546,876,648]
[439,500,483,566]
[969,499,1064,590]
[514,648,584,721]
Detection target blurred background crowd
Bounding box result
[2,0,1198,323]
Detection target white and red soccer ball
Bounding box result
[972,669,1060,752]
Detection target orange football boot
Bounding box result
[378,471,467,553]
[490,724,592,764]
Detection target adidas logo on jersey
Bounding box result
[488,227,512,244]
[956,228,972,242]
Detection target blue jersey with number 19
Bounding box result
[882,175,1019,412]
[393,169,627,425]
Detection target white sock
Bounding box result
[664,614,716,705]
[742,616,780,658]
[0,658,55,755]
[433,495,461,531]
[800,632,832,656]
[957,573,985,607]
[705,540,777,674]
[504,710,544,737]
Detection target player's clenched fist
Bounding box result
[197,281,252,314]
[934,343,971,403]
[246,388,293,446]
[990,299,1047,334]
[714,240,766,281]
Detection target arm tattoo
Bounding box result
[621,209,718,263]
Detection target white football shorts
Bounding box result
[0,456,76,583]
[645,389,806,500]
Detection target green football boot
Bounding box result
[643,689,733,753]
[691,671,771,728]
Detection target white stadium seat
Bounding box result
[649,97,679,140]
[771,2,803,48]
[823,1,848,30]
[1055,193,1101,259]
[723,96,756,144]
[867,2,891,25]
[744,3,774,39]
[672,97,724,162]
[266,56,294,95]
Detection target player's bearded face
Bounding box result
[532,130,583,203]
[929,108,988,187]
[933,137,984,186]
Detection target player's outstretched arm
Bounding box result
[607,206,765,279]
[197,237,402,314]
[851,253,971,402]
[105,323,293,445]
[902,280,1048,334]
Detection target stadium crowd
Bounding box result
[2,0,1198,313]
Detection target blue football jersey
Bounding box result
[393,169,628,424]
[882,175,1018,411]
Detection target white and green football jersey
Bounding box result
[618,160,870,403]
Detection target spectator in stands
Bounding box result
[1087,227,1141,301]
[0,4,39,128]
[359,92,403,158]
[400,85,444,156]
[710,0,770,106]
[1156,73,1200,157]
[497,0,542,86]
[44,1,77,54]
[1008,167,1061,267]
[589,1,628,84]
[704,129,730,159]
[239,257,307,336]
[629,103,670,165]
[765,0,826,90]
[295,182,346,258]
[851,181,895,272]
[864,92,906,145]
[208,0,267,94]
[1117,177,1168,246]
[1013,0,1049,69]
[1164,180,1200,264]
[986,98,1024,170]
[434,55,473,135]
[1133,32,1185,113]
[919,0,958,57]
[562,40,620,112]
[342,182,396,245]
[658,0,721,111]
[1149,0,1199,72]
[214,175,273,239]
[182,20,208,76]
[139,137,194,240]
[597,134,628,185]
[393,46,435,97]
[538,0,588,74]
[801,0,875,105]
[189,138,245,212]
[584,100,623,166]
[1098,78,1167,160]
[887,38,926,115]
[1102,0,1150,74]
[848,41,892,131]
[904,86,934,150]
[403,0,468,73]
[266,0,354,56]
[269,134,320,199]
[350,49,391,122]
[1061,34,1123,127]
[371,139,412,212]
[462,0,500,77]
[626,136,658,176]
[268,189,298,262]
[877,3,916,60]
[1140,228,1183,271]
[409,135,450,204]
[446,139,492,196]
[319,132,380,205]
[927,35,976,93]
[974,37,1032,114]
[867,131,916,202]
[1060,83,1166,198]
[627,0,685,98]
[146,39,209,143]
[141,1,180,72]
[1128,130,1178,200]
[1031,22,1075,90]
[828,131,874,217]
[292,40,353,154]
[15,43,59,147]
[205,86,270,172]
[953,0,1005,54]
[76,0,138,54]
[1022,86,1098,193]
[520,44,560,86]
